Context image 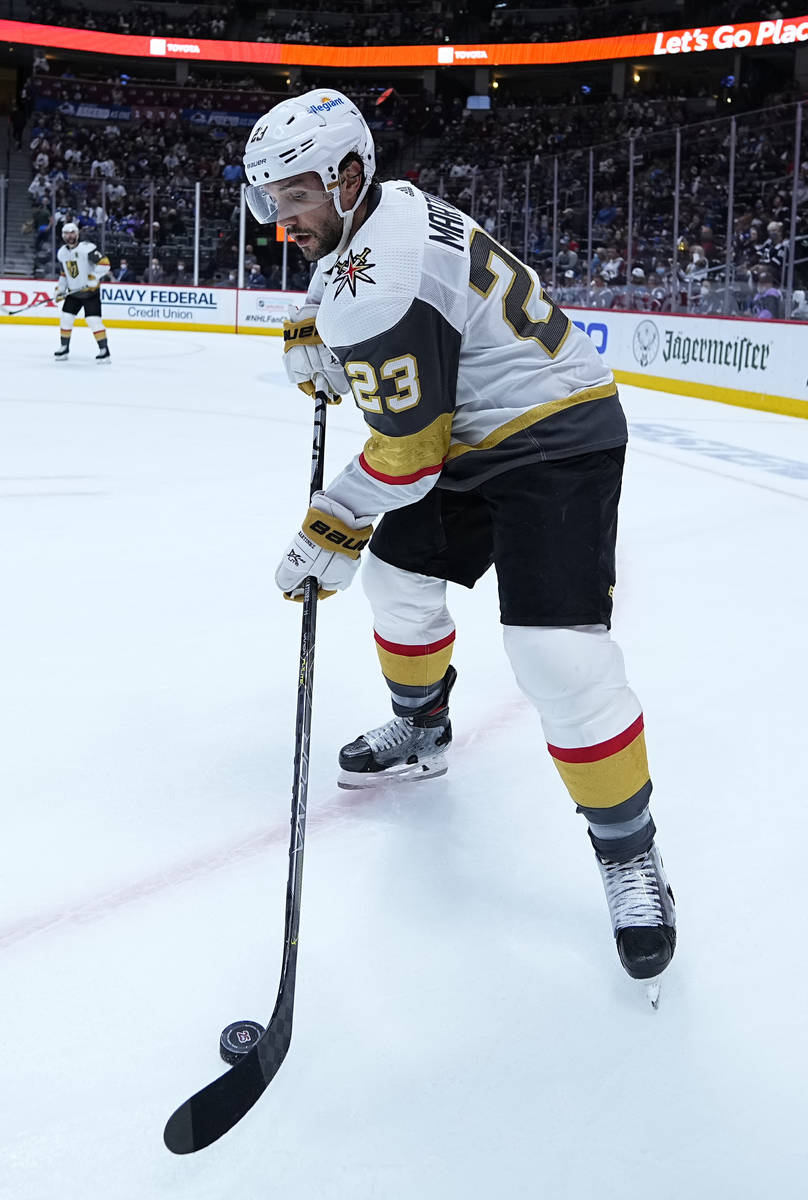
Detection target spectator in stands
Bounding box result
[760,221,788,285]
[696,279,724,315]
[149,257,166,285]
[246,262,267,289]
[750,269,783,320]
[10,104,26,150]
[113,257,136,283]
[31,202,52,250]
[646,272,669,312]
[28,172,50,203]
[599,246,624,284]
[790,290,808,320]
[625,267,650,311]
[222,159,244,182]
[173,260,191,286]
[589,275,615,309]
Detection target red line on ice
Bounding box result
[0,696,530,951]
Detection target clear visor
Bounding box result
[244,181,333,225]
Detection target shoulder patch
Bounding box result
[334,247,376,299]
[396,185,415,196]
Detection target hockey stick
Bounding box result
[163,389,329,1155]
[0,296,55,316]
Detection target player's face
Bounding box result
[63,232,78,248]
[260,172,342,261]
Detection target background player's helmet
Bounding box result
[61,222,79,246]
[243,90,375,228]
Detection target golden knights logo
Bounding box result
[334,247,376,298]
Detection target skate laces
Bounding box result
[599,851,666,930]
[364,716,415,754]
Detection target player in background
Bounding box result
[54,222,111,362]
[244,92,676,999]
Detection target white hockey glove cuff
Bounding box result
[275,492,374,601]
[282,304,349,404]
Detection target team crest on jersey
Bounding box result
[333,247,376,298]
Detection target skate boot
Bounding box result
[337,666,456,789]
[596,842,676,1006]
[54,346,70,359]
[96,347,111,362]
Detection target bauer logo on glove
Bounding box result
[282,303,350,400]
[276,493,374,600]
[308,517,370,557]
[283,320,320,348]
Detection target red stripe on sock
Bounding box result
[374,630,455,657]
[547,714,644,764]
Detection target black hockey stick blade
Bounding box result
[163,985,294,1153]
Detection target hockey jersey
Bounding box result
[311,182,626,519]
[57,241,111,294]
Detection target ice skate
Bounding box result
[596,843,676,1007]
[54,346,70,359]
[96,347,111,362]
[337,666,455,789]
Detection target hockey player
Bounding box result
[243,92,676,996]
[54,222,111,361]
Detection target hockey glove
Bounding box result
[283,304,348,404]
[275,493,374,601]
[54,280,67,302]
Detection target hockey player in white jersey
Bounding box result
[243,91,676,999]
[54,222,111,361]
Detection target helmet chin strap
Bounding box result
[320,177,370,272]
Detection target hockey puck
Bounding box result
[219,1019,265,1066]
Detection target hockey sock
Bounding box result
[389,679,446,718]
[587,808,656,862]
[92,329,108,351]
[59,329,72,349]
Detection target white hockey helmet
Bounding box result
[243,90,375,232]
[61,221,79,245]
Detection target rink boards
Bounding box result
[2,279,806,418]
[0,279,306,337]
[566,305,808,420]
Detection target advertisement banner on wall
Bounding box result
[100,283,236,331]
[568,307,808,418]
[0,279,237,332]
[2,280,805,416]
[236,289,306,334]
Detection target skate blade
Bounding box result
[644,979,662,1009]
[337,757,448,790]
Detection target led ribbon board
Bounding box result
[2,17,808,68]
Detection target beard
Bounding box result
[290,204,344,262]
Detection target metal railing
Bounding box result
[430,100,807,320]
[12,100,808,321]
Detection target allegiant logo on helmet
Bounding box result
[306,96,345,115]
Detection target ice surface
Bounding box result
[2,324,807,1199]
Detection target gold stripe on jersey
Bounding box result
[361,412,452,481]
[446,381,617,461]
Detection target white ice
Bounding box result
[2,324,807,1200]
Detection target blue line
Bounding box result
[630,423,808,481]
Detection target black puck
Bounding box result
[219,1019,265,1066]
